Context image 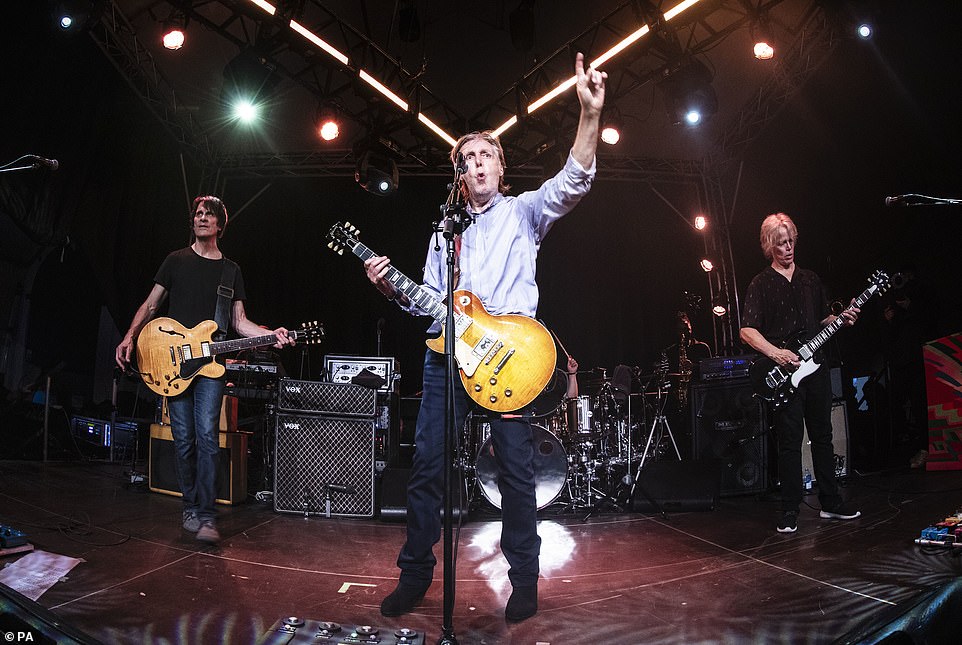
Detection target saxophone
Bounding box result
[677,331,693,409]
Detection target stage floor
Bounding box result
[1,459,960,644]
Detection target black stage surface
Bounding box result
[1,457,961,644]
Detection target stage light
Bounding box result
[162,11,187,50]
[600,110,622,145]
[222,48,280,120]
[232,99,259,123]
[658,58,718,127]
[355,147,399,197]
[55,0,101,32]
[315,105,340,141]
[856,23,873,39]
[750,15,775,60]
[694,215,707,230]
[700,259,714,272]
[163,28,185,50]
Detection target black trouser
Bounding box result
[774,366,843,512]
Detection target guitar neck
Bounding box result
[349,242,447,322]
[801,283,880,356]
[210,330,297,356]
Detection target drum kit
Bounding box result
[460,365,683,513]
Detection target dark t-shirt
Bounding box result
[741,265,829,347]
[154,247,246,328]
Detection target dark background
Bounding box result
[2,2,960,467]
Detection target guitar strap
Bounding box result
[213,259,236,341]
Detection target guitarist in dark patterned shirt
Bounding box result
[739,212,861,534]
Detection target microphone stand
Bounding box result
[437,156,470,645]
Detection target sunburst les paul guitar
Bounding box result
[749,269,890,408]
[135,318,323,397]
[327,221,556,413]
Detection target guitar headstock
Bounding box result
[869,269,892,294]
[327,221,361,255]
[296,320,325,345]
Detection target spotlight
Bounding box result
[315,105,340,141]
[355,146,399,197]
[600,110,622,145]
[162,12,187,51]
[658,58,718,127]
[163,28,185,50]
[750,15,775,60]
[222,48,280,120]
[693,215,708,231]
[700,259,714,272]
[54,0,102,32]
[856,23,873,40]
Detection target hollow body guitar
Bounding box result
[327,222,556,413]
[135,318,322,397]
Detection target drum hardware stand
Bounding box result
[625,379,680,519]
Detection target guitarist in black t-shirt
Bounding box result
[739,212,861,534]
[115,195,293,544]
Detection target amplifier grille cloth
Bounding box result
[276,379,376,417]
[274,413,375,517]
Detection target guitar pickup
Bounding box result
[472,334,497,359]
[483,341,504,365]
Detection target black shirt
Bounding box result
[741,265,829,347]
[154,247,246,328]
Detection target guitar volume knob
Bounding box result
[489,377,497,385]
[489,395,497,403]
[504,389,512,397]
[474,384,482,392]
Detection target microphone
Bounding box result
[455,152,467,175]
[28,155,59,171]
[884,195,908,206]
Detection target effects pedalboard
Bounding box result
[914,511,962,548]
[0,524,29,548]
[258,618,424,645]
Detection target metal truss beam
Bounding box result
[88,0,218,166]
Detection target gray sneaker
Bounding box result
[182,510,201,533]
[196,520,220,544]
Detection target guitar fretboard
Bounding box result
[210,329,302,356]
[349,241,447,322]
[800,282,881,359]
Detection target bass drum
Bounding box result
[475,424,567,510]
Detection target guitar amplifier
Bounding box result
[276,379,377,417]
[699,354,757,381]
[274,413,376,517]
[323,354,396,393]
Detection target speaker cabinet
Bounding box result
[148,424,248,505]
[691,379,769,497]
[274,413,376,518]
[802,400,850,485]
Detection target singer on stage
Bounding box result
[363,53,605,622]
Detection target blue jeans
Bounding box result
[166,376,223,522]
[398,349,541,589]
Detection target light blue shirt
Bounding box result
[403,152,596,333]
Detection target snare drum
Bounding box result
[475,424,567,510]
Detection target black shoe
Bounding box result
[195,520,220,544]
[776,511,798,533]
[380,581,430,617]
[505,585,538,622]
[820,502,861,520]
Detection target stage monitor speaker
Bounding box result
[0,582,101,645]
[148,424,248,505]
[274,414,376,518]
[691,379,769,497]
[802,400,850,485]
[834,578,962,644]
[632,459,721,512]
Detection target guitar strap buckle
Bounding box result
[216,286,234,298]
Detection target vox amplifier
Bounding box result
[276,379,377,417]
